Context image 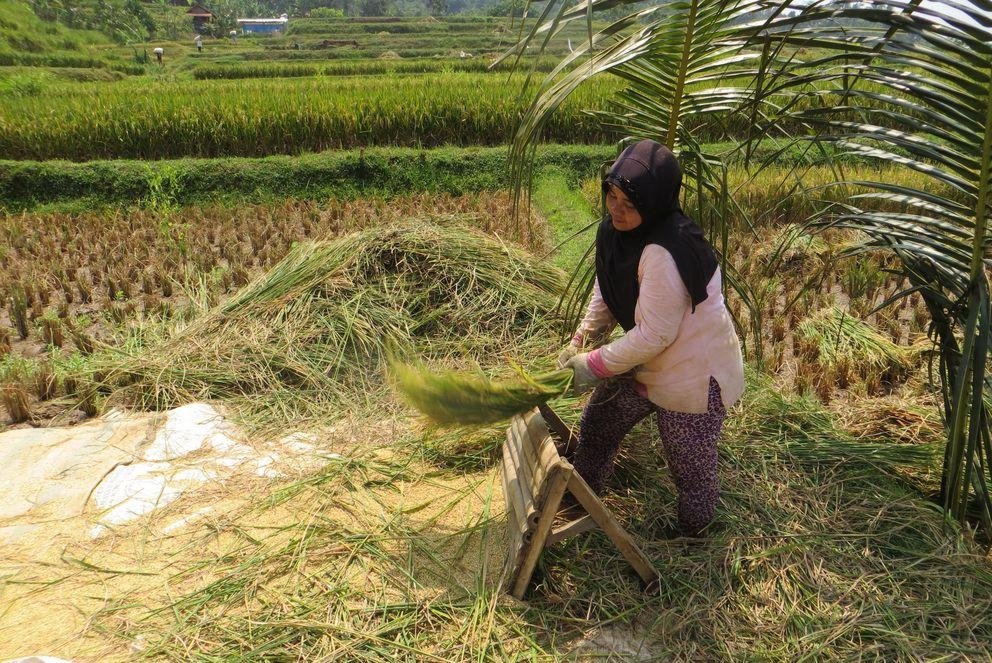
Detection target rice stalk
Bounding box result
[92,221,565,430]
[8,287,28,340]
[795,306,912,391]
[1,383,30,422]
[391,361,571,425]
[729,369,937,475]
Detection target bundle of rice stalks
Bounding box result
[795,306,913,394]
[391,361,571,425]
[0,354,36,423]
[94,222,565,427]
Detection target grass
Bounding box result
[0,166,942,429]
[1,168,989,659]
[532,165,602,272]
[0,193,546,427]
[33,372,983,660]
[0,0,107,54]
[1,7,988,660]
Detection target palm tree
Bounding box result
[508,0,992,530]
[761,0,992,529]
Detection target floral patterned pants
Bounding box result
[572,376,726,535]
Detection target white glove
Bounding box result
[566,352,601,394]
[556,342,579,369]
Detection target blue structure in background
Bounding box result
[237,14,289,34]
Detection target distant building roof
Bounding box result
[187,4,213,17]
[237,15,289,25]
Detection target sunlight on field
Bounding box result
[2,4,992,660]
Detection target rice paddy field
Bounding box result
[1,3,991,661]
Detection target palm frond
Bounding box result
[508,0,799,362]
[768,0,992,529]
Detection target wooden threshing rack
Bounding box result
[501,405,660,599]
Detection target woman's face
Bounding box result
[606,185,643,231]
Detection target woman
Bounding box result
[559,139,744,536]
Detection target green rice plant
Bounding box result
[52,349,87,397]
[730,369,937,475]
[0,72,47,98]
[65,318,95,355]
[391,362,571,425]
[190,56,560,80]
[77,384,99,416]
[0,73,619,160]
[842,255,887,303]
[33,358,56,400]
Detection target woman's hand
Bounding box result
[565,352,602,394]
[556,343,579,369]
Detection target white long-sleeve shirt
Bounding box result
[575,244,744,413]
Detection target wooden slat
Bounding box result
[500,442,533,536]
[516,415,550,501]
[566,471,659,587]
[501,469,526,578]
[538,403,578,456]
[547,514,597,546]
[513,414,550,501]
[507,418,538,504]
[535,418,560,470]
[533,433,563,507]
[516,409,565,511]
[510,463,572,599]
[502,408,660,597]
[525,409,556,466]
[500,444,528,538]
[510,417,547,494]
[504,429,540,531]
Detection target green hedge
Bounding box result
[0,144,616,210]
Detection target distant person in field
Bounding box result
[195,35,203,52]
[558,139,744,537]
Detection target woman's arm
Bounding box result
[593,245,688,376]
[572,278,617,349]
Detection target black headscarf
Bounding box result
[595,140,718,331]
